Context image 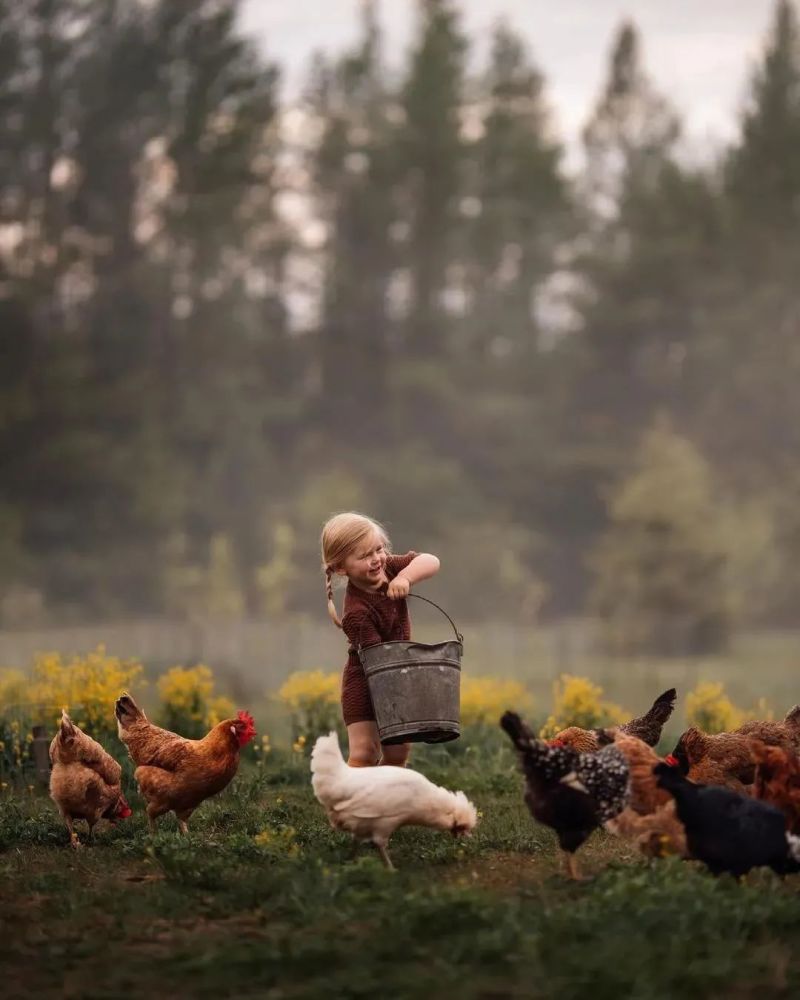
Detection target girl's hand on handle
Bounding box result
[386,576,411,599]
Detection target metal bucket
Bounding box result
[358,595,463,745]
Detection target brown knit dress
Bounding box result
[339,551,418,726]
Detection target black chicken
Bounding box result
[501,710,630,879]
[654,762,800,877]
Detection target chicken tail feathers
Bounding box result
[452,790,479,833]
[499,711,537,752]
[59,710,77,746]
[621,688,677,746]
[310,731,345,772]
[784,705,800,730]
[115,692,145,730]
[310,732,349,807]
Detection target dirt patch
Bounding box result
[443,838,645,892]
[443,851,556,890]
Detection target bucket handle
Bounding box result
[407,593,463,644]
[355,593,463,650]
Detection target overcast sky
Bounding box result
[238,0,777,152]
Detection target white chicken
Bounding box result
[310,732,478,868]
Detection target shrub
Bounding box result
[684,681,771,734]
[276,670,341,744]
[157,664,235,739]
[0,669,26,708]
[460,676,533,726]
[0,648,141,783]
[28,646,143,742]
[539,674,628,737]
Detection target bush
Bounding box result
[0,648,142,783]
[156,664,236,739]
[685,680,771,734]
[460,676,533,726]
[276,670,342,745]
[26,646,144,740]
[0,671,30,785]
[539,674,628,737]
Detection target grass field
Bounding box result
[3,733,800,1000]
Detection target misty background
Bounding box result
[2,0,799,701]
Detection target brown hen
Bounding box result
[603,732,687,857]
[669,709,800,791]
[751,740,800,834]
[49,711,131,847]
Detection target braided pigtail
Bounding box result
[325,566,343,628]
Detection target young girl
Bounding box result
[321,511,440,768]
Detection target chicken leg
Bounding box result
[376,842,395,870]
[62,813,82,849]
[561,850,582,881]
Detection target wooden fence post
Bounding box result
[31,724,51,786]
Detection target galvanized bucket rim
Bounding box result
[359,638,463,651]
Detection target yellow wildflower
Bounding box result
[539,674,628,738]
[276,670,340,742]
[460,676,533,726]
[277,671,339,709]
[27,646,143,738]
[685,681,767,734]
[157,664,235,736]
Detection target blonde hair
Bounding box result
[321,512,391,627]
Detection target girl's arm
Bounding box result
[386,553,440,599]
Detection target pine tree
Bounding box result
[691,0,800,624]
[460,21,571,369]
[146,0,288,615]
[397,0,467,359]
[307,0,396,435]
[726,0,800,247]
[582,20,679,220]
[573,20,720,430]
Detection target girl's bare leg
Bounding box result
[346,721,381,767]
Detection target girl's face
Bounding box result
[339,530,387,590]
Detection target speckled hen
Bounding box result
[500,710,630,879]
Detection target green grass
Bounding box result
[3,737,800,1000]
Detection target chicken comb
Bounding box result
[237,709,256,731]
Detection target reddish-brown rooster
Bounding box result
[114,692,255,833]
